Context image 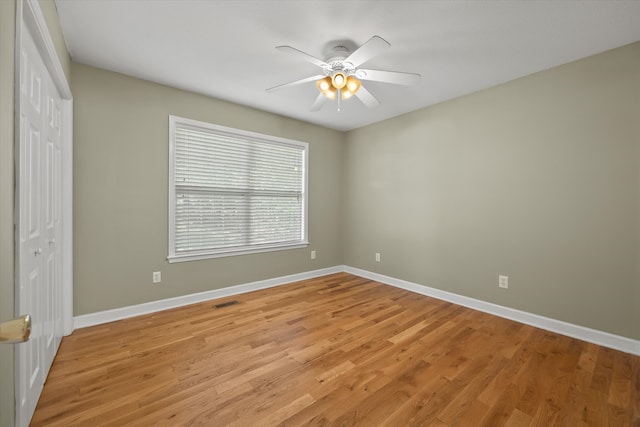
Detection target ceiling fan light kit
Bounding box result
[317,74,362,101]
[267,35,421,112]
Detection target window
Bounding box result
[168,116,308,262]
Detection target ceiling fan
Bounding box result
[266,36,421,112]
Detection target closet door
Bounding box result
[16,25,63,427]
[42,61,63,372]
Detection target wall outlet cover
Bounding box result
[498,275,508,289]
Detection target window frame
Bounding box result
[168,115,308,263]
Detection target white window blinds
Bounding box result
[168,116,308,262]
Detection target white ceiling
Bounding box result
[55,0,640,132]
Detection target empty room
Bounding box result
[1,0,639,426]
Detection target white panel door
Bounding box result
[17,25,63,427]
[42,63,63,370]
[17,27,44,425]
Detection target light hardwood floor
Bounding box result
[32,273,639,426]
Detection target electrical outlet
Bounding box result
[498,275,508,289]
[375,253,381,262]
[311,250,316,260]
[153,271,161,283]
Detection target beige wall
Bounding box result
[636,62,640,336]
[0,2,17,424]
[71,63,344,315]
[344,42,640,340]
[0,2,70,424]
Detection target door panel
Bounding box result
[27,126,40,239]
[26,271,39,390]
[54,143,63,347]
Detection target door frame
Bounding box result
[14,0,73,423]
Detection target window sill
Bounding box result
[167,242,309,263]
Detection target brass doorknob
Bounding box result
[0,315,31,343]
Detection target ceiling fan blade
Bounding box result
[266,74,325,92]
[343,36,390,68]
[310,93,328,112]
[357,69,421,86]
[355,85,380,109]
[276,46,329,69]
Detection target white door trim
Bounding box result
[16,0,73,336]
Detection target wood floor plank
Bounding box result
[504,408,533,427]
[31,272,640,426]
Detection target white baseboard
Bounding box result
[74,264,639,356]
[73,265,343,329]
[344,266,640,356]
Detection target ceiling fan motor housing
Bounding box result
[324,45,356,76]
